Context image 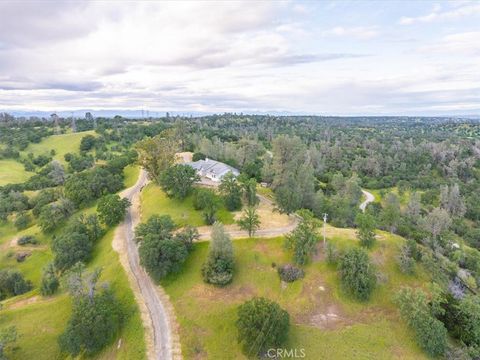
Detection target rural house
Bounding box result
[185,158,240,182]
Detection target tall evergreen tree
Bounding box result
[202,222,235,286]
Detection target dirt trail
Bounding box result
[113,169,181,360]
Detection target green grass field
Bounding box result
[161,233,429,359]
[124,165,140,188]
[141,183,234,226]
[23,131,96,164]
[0,159,33,186]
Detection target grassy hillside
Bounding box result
[160,232,429,359]
[0,164,146,359]
[23,131,96,164]
[0,228,146,360]
[0,159,33,186]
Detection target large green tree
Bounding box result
[59,267,122,357]
[355,212,376,248]
[269,135,315,214]
[137,215,195,280]
[236,297,289,357]
[381,193,401,233]
[202,222,234,286]
[136,133,177,183]
[97,194,130,227]
[193,189,221,225]
[219,172,242,211]
[159,164,199,199]
[52,232,92,271]
[284,212,320,265]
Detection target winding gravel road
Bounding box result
[360,189,375,212]
[121,169,174,360]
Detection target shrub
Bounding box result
[397,243,416,274]
[339,247,376,301]
[0,269,32,300]
[14,212,31,230]
[236,297,289,357]
[40,263,59,296]
[17,235,38,246]
[277,264,304,282]
[192,188,213,210]
[326,241,339,265]
[192,152,206,161]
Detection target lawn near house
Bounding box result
[160,233,429,359]
[141,183,235,227]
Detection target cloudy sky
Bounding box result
[0,0,479,115]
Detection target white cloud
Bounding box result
[399,2,480,25]
[322,26,379,39]
[0,1,478,115]
[420,31,480,55]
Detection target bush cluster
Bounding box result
[277,264,304,282]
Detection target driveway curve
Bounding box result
[360,189,375,212]
[117,169,178,360]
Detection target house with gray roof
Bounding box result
[185,158,240,182]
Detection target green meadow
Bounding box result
[141,183,235,227]
[160,232,429,360]
[23,131,96,164]
[0,160,33,186]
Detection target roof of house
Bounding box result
[185,158,240,177]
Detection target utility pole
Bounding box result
[323,213,328,247]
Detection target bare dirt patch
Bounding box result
[4,295,59,310]
[294,276,355,330]
[256,201,291,229]
[175,152,193,163]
